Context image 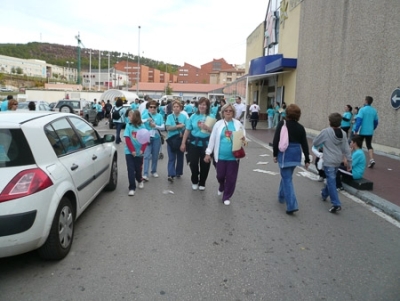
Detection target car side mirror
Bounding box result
[103,134,115,143]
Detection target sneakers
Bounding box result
[128,190,135,196]
[217,190,223,196]
[192,184,199,190]
[318,176,324,182]
[329,206,342,213]
[152,173,159,178]
[336,186,344,191]
[321,193,327,202]
[223,200,231,205]
[286,209,299,215]
[199,186,205,191]
[168,176,174,182]
[138,182,144,189]
[142,176,149,182]
[368,159,375,168]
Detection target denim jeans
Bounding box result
[115,122,124,144]
[167,144,184,177]
[322,166,341,206]
[143,137,161,176]
[278,166,298,211]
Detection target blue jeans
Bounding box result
[115,122,124,144]
[143,137,161,176]
[322,166,341,206]
[167,144,184,177]
[278,166,298,211]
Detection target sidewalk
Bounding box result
[245,120,400,221]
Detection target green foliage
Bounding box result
[165,83,173,95]
[0,42,179,73]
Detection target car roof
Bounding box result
[0,111,72,125]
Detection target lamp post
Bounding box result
[126,52,129,89]
[107,52,110,90]
[137,25,141,96]
[89,51,92,90]
[98,50,101,91]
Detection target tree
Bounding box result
[165,83,173,95]
[16,67,23,75]
[11,67,16,74]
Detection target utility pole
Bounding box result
[137,25,141,96]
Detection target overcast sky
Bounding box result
[1,1,268,67]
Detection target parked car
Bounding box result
[0,111,118,260]
[53,99,99,126]
[0,87,13,92]
[108,104,130,129]
[17,101,51,111]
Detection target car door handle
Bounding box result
[92,155,97,160]
[71,164,79,171]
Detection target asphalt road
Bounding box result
[1,121,400,301]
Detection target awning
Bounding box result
[246,71,288,83]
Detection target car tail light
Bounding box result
[0,168,53,203]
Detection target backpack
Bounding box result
[278,120,289,152]
[166,102,173,115]
[112,107,122,120]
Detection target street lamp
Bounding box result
[98,50,101,91]
[88,51,92,90]
[137,25,141,96]
[107,52,110,90]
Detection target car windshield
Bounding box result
[0,129,35,167]
[17,103,29,109]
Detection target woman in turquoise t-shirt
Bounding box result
[123,110,149,196]
[340,104,353,136]
[165,100,188,181]
[180,97,214,191]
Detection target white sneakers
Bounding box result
[223,200,230,205]
[192,184,199,190]
[218,190,223,196]
[199,186,205,191]
[152,173,159,178]
[128,190,135,196]
[138,182,144,189]
[142,176,149,182]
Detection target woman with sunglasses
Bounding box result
[165,100,188,182]
[180,97,214,191]
[141,100,165,181]
[204,103,246,205]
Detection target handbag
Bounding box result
[233,147,246,159]
[166,134,182,152]
[278,120,289,152]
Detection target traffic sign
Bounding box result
[390,88,400,109]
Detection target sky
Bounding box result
[1,0,268,67]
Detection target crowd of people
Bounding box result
[116,95,247,206]
[273,96,378,214]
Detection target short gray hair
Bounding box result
[220,103,236,119]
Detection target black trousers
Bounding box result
[250,112,259,129]
[188,144,211,186]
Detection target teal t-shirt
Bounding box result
[352,148,366,179]
[130,103,139,111]
[184,104,194,114]
[267,108,274,117]
[211,104,219,118]
[218,120,236,161]
[123,123,147,155]
[341,111,352,128]
[186,113,211,147]
[141,111,163,138]
[166,113,187,138]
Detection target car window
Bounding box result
[17,103,29,109]
[45,118,83,155]
[0,129,35,167]
[68,117,99,147]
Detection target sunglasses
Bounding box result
[224,110,233,113]
[149,106,157,108]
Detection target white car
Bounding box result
[0,111,118,260]
[0,87,13,92]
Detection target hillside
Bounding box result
[0,42,178,72]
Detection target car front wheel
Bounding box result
[38,197,75,260]
[104,156,118,191]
